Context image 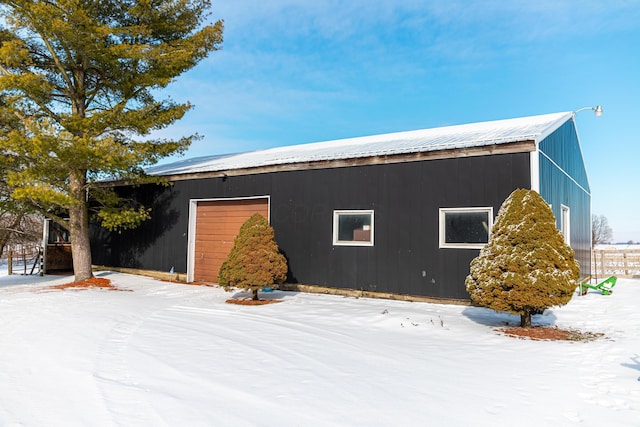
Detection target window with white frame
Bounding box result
[333,210,374,246]
[439,207,493,249]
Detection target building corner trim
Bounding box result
[530,148,540,192]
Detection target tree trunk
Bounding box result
[520,311,532,328]
[69,172,93,282]
[252,287,259,301]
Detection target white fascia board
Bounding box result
[530,147,540,192]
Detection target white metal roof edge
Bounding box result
[146,112,574,177]
[534,112,574,143]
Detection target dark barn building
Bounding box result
[91,112,591,301]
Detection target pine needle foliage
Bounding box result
[465,189,580,327]
[218,213,288,300]
[0,0,223,280]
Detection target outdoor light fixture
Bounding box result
[594,105,603,116]
[573,105,603,117]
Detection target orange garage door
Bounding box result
[194,198,269,283]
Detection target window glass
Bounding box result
[440,208,492,248]
[333,210,374,246]
[48,220,71,244]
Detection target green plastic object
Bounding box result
[580,276,617,295]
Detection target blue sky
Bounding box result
[157,0,640,242]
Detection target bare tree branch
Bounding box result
[592,214,613,247]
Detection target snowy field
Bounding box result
[0,271,638,426]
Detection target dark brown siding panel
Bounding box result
[90,184,187,273]
[91,152,531,299]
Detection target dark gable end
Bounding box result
[539,120,590,192]
[538,119,592,278]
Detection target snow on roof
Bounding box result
[147,112,573,176]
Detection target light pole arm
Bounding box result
[573,105,603,117]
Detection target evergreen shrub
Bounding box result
[465,189,580,327]
[218,213,287,300]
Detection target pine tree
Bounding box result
[0,0,223,281]
[219,213,288,301]
[465,189,580,327]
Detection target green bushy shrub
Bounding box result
[465,189,580,327]
[218,213,287,300]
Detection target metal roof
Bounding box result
[146,112,573,176]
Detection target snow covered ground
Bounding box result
[0,271,638,426]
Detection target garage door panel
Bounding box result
[196,234,239,242]
[196,220,251,228]
[195,244,236,252]
[195,246,235,255]
[197,202,266,212]
[198,207,265,215]
[193,198,269,283]
[198,211,263,217]
[195,264,224,275]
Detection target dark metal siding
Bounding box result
[538,120,592,277]
[91,153,531,299]
[539,120,590,192]
[90,184,189,273]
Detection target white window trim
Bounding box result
[333,210,374,247]
[439,207,493,249]
[561,204,571,245]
